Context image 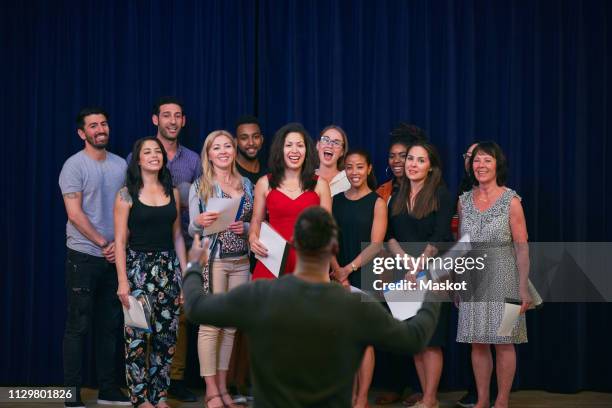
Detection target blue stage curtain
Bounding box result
[2,0,611,391]
[2,0,256,385]
[255,0,612,392]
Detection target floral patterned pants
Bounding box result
[125,249,181,406]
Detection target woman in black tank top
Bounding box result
[114,137,187,408]
[331,149,388,408]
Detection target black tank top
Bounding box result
[128,192,176,251]
[332,191,379,288]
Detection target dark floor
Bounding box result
[2,388,612,407]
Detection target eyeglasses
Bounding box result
[320,135,344,149]
[462,153,472,160]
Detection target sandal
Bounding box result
[205,394,224,408]
[401,393,423,407]
[221,392,241,407]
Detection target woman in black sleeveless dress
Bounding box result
[115,137,187,408]
[332,149,387,408]
[386,141,454,408]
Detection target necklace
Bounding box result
[281,181,301,193]
[217,176,237,190]
[281,185,300,193]
[477,187,500,202]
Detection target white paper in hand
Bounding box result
[123,296,152,332]
[497,302,522,337]
[428,234,472,281]
[255,222,289,278]
[383,280,427,321]
[203,197,242,235]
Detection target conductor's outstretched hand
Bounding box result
[187,234,210,271]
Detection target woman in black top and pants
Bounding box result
[115,137,187,408]
[387,141,454,408]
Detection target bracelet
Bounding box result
[351,262,357,272]
[100,240,110,249]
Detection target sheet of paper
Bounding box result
[528,279,543,309]
[383,280,427,320]
[428,233,472,281]
[330,173,351,197]
[350,285,364,294]
[123,296,151,332]
[203,197,242,235]
[255,222,289,278]
[497,302,522,337]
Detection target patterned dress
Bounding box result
[456,188,528,344]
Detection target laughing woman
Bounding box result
[250,123,332,280]
[316,125,351,196]
[115,137,187,408]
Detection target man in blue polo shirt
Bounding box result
[127,97,201,402]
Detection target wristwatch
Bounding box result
[185,261,202,271]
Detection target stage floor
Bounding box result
[2,388,611,407]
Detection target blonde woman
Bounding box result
[188,130,254,408]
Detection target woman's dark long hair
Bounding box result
[391,141,444,219]
[386,125,426,183]
[344,148,378,191]
[126,137,174,199]
[268,123,317,191]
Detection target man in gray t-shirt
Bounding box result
[58,107,130,407]
[59,149,126,256]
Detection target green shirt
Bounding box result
[183,269,440,408]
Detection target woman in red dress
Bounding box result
[249,123,332,280]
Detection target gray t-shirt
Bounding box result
[59,150,127,257]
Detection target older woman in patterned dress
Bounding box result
[456,142,532,408]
